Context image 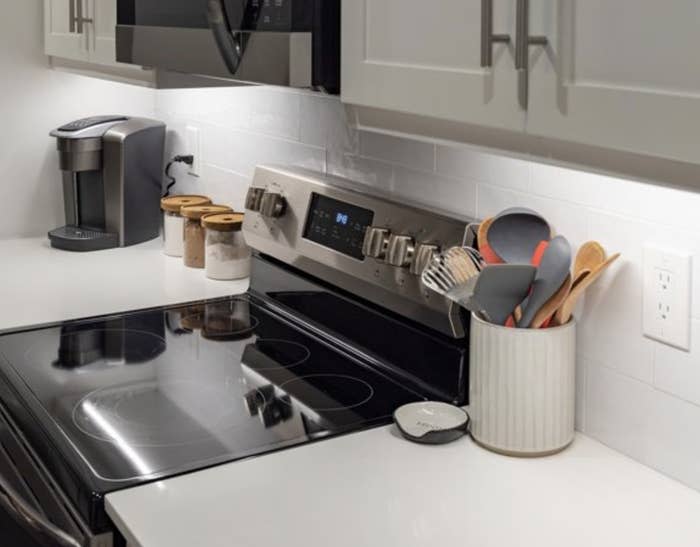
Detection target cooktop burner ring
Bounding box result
[71,379,268,448]
[277,374,375,412]
[249,339,311,370]
[26,328,168,370]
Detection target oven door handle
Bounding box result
[206,0,248,75]
[0,474,83,547]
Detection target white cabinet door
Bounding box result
[527,0,700,164]
[44,0,87,61]
[87,0,117,65]
[342,0,525,132]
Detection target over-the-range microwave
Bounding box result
[116,0,340,93]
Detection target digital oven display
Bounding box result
[303,194,374,260]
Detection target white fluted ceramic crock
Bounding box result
[469,313,576,457]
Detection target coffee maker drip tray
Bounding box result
[49,226,119,252]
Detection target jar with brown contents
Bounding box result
[160,195,211,257]
[180,204,233,268]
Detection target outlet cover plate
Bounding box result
[643,244,691,351]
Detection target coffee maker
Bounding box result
[49,116,166,252]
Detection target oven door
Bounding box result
[0,404,112,547]
[116,0,339,92]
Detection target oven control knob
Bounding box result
[409,244,439,276]
[245,187,266,212]
[362,227,391,259]
[386,234,415,268]
[259,192,286,218]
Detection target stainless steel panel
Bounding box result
[102,118,165,247]
[55,138,102,172]
[116,25,312,87]
[243,166,473,338]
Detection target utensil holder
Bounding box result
[469,313,576,456]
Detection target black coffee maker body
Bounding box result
[49,116,166,252]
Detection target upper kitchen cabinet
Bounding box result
[44,0,87,61]
[526,0,700,164]
[89,0,118,65]
[341,0,525,132]
[44,0,120,66]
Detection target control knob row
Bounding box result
[361,226,439,275]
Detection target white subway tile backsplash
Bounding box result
[437,145,530,192]
[201,122,325,177]
[299,93,357,151]
[579,211,654,383]
[156,86,700,491]
[476,183,524,219]
[639,184,700,233]
[327,153,395,192]
[530,163,647,220]
[588,362,700,491]
[575,354,587,432]
[393,166,477,218]
[249,87,301,140]
[360,132,435,173]
[199,164,251,210]
[654,318,700,406]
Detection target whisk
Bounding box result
[421,247,484,304]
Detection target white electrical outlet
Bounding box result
[643,244,692,351]
[185,126,201,177]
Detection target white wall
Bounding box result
[0,0,155,239]
[156,85,700,492]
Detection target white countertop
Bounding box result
[0,237,248,332]
[106,427,700,547]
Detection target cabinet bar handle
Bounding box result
[69,0,76,33]
[480,0,511,67]
[515,0,548,108]
[74,1,93,34]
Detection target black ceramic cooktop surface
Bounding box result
[0,296,425,530]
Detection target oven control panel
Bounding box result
[242,166,474,338]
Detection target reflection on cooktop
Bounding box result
[51,329,167,369]
[73,379,257,448]
[0,297,424,486]
[248,339,310,370]
[178,299,260,341]
[278,374,375,412]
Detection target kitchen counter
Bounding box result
[106,427,700,547]
[0,237,248,332]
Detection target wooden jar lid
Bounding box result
[180,204,233,220]
[160,195,211,213]
[201,212,245,232]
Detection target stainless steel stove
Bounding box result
[0,166,473,547]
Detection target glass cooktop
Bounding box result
[0,296,426,529]
[0,297,427,482]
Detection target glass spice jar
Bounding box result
[160,195,211,257]
[201,212,251,280]
[180,204,233,268]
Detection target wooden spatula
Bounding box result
[553,252,621,325]
[531,274,572,329]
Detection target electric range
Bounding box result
[0,166,473,547]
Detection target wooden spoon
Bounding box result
[531,274,572,329]
[574,242,606,279]
[553,252,621,325]
[477,218,502,264]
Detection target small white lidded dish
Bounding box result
[394,402,469,444]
